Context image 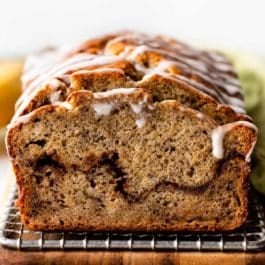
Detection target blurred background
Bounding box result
[0,0,265,56]
[0,0,265,196]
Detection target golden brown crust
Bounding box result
[15,31,249,125]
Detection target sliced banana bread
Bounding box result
[6,32,257,231]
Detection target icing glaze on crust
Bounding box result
[15,31,246,122]
[92,88,151,128]
[9,31,257,162]
[94,87,137,98]
[9,31,258,161]
[211,121,258,161]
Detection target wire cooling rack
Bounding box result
[0,187,265,251]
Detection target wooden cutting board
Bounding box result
[0,247,265,265]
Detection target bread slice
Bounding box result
[6,31,258,231]
[7,89,256,231]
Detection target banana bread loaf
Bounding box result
[6,31,257,231]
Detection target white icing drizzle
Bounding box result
[92,103,114,116]
[22,43,86,87]
[14,53,122,122]
[92,87,150,128]
[216,103,245,114]
[130,103,143,114]
[230,105,246,114]
[211,126,227,159]
[221,94,245,110]
[141,66,245,113]
[126,45,149,61]
[223,83,241,94]
[50,90,62,104]
[142,60,173,80]
[136,57,244,111]
[196,112,204,119]
[211,121,257,161]
[116,42,244,113]
[7,111,35,130]
[17,32,247,130]
[213,62,234,72]
[135,117,146,128]
[129,95,149,128]
[112,32,233,74]
[53,101,73,110]
[72,67,124,77]
[94,88,137,98]
[117,43,244,111]
[48,78,62,90]
[8,100,74,130]
[183,57,209,72]
[245,139,257,162]
[25,53,119,95]
[124,43,232,77]
[206,52,228,63]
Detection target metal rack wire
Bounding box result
[1,187,265,251]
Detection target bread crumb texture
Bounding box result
[6,31,257,231]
